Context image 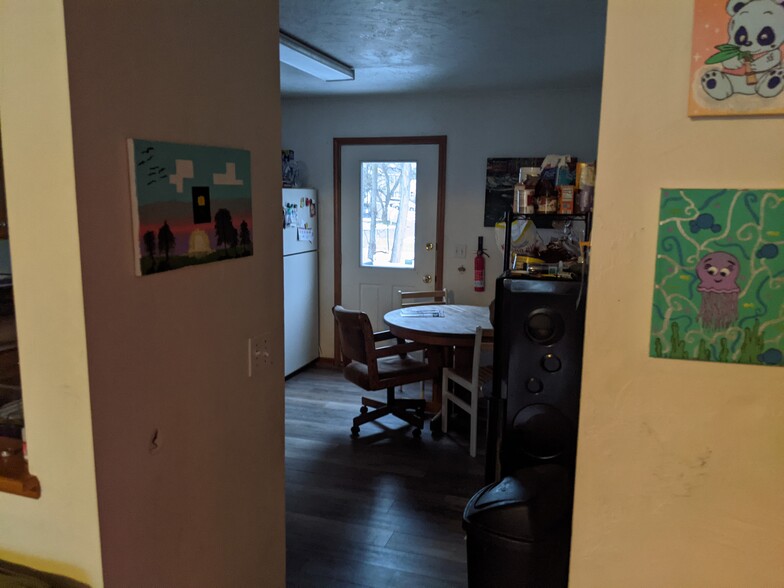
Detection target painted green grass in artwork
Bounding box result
[652,319,765,364]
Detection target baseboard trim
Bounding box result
[314,357,340,370]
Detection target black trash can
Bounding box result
[463,464,573,587]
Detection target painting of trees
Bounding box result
[239,220,252,255]
[142,230,156,272]
[214,208,237,257]
[129,140,254,276]
[157,221,175,268]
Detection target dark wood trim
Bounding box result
[314,357,340,370]
[332,138,342,367]
[0,436,40,499]
[332,136,447,362]
[435,137,446,291]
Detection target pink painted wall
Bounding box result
[63,1,285,585]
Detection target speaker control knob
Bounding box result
[542,353,561,372]
[526,378,543,393]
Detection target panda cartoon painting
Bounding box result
[701,0,784,99]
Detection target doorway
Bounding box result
[332,136,446,356]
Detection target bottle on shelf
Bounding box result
[513,167,538,215]
[558,185,575,214]
[535,177,558,214]
[575,162,596,213]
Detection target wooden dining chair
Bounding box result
[399,288,448,307]
[441,326,493,457]
[332,305,437,439]
[397,288,448,398]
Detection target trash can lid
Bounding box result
[463,464,572,541]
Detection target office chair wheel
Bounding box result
[350,425,360,438]
[359,405,368,415]
[412,427,422,439]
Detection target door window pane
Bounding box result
[360,161,416,268]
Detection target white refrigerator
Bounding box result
[283,188,319,376]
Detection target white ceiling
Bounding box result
[279,0,608,98]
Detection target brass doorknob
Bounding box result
[423,274,432,283]
[425,242,434,251]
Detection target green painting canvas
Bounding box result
[128,139,253,276]
[651,188,783,367]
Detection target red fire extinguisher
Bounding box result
[474,236,489,292]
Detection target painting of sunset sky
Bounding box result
[128,139,253,276]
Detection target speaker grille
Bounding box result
[496,277,586,476]
[525,309,564,345]
[510,404,575,460]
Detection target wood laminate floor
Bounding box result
[285,367,486,587]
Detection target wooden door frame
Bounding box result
[333,135,447,361]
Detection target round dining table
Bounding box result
[383,304,493,347]
[383,304,493,424]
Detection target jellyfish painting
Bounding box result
[696,252,741,330]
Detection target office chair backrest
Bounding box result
[332,305,374,366]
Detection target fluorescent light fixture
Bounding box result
[279,30,354,82]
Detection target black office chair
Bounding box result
[332,305,437,438]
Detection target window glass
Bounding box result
[360,161,416,268]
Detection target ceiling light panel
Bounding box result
[279,31,354,82]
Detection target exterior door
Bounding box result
[337,140,444,332]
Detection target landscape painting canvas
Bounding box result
[128,139,253,276]
[688,0,784,117]
[651,188,783,367]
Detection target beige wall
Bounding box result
[61,1,285,585]
[1,1,284,586]
[0,2,103,583]
[571,1,784,585]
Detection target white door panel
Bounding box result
[359,283,382,328]
[341,144,439,331]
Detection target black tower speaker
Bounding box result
[492,276,587,479]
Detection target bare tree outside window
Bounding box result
[360,161,417,268]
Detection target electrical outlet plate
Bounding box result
[248,333,271,377]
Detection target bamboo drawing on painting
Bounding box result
[689,0,784,116]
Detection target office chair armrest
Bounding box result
[375,341,428,358]
[373,330,396,342]
[373,330,411,346]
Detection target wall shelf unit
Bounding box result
[501,208,592,274]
